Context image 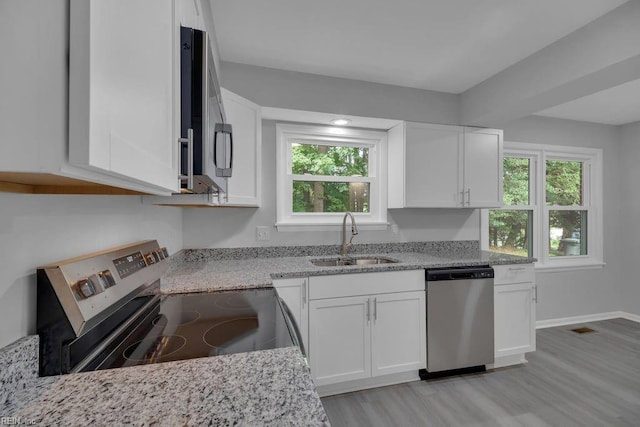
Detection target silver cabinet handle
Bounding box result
[509,267,526,271]
[460,189,466,206]
[373,297,377,321]
[466,188,471,206]
[534,285,538,303]
[178,128,194,191]
[366,298,370,323]
[301,280,307,308]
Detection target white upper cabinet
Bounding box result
[176,0,205,30]
[388,122,503,208]
[0,0,177,195]
[462,127,503,207]
[219,89,262,207]
[68,0,178,194]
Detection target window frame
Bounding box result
[482,142,604,271]
[276,123,388,231]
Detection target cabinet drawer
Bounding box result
[493,264,535,285]
[309,270,424,300]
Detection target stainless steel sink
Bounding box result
[310,257,398,267]
[353,258,397,265]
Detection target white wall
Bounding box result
[619,121,640,316]
[0,194,182,348]
[502,116,623,321]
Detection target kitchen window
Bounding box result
[482,142,603,271]
[276,124,387,230]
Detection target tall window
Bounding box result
[545,159,588,257]
[484,143,603,270]
[276,124,387,230]
[489,156,535,257]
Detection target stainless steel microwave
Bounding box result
[179,26,232,194]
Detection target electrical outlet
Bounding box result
[256,226,270,241]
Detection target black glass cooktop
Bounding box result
[99,288,295,369]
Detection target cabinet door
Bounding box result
[273,278,308,353]
[371,291,426,377]
[495,282,536,357]
[404,123,462,207]
[220,89,262,207]
[309,296,371,386]
[69,0,178,194]
[463,128,502,207]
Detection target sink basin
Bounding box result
[353,258,397,265]
[310,257,398,267]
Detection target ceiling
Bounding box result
[210,0,638,125]
[535,79,640,125]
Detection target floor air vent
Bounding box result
[571,327,596,334]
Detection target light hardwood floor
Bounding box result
[321,318,640,426]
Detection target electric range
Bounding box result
[37,241,300,376]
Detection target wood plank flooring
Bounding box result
[321,318,640,426]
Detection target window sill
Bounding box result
[534,261,606,273]
[275,222,389,232]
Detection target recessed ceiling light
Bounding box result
[330,118,351,126]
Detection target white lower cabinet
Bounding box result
[307,270,426,394]
[370,292,426,377]
[493,264,537,367]
[309,296,371,385]
[272,277,308,353]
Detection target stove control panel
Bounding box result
[113,251,147,279]
[143,247,169,266]
[39,240,169,334]
[73,269,117,300]
[72,247,169,300]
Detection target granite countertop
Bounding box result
[162,243,535,294]
[3,345,328,426]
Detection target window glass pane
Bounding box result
[293,181,370,213]
[489,210,533,257]
[549,210,587,257]
[503,157,530,206]
[546,160,583,206]
[291,143,369,177]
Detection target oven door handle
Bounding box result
[278,297,306,359]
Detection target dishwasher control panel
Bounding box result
[426,265,494,281]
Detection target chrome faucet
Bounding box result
[341,212,359,256]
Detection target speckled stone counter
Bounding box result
[3,347,328,426]
[163,241,535,294]
[0,336,39,407]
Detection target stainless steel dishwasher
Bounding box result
[420,265,494,380]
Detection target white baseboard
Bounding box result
[622,311,640,323]
[489,354,528,369]
[316,371,418,397]
[536,311,640,329]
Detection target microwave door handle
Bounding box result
[187,128,194,191]
[213,129,218,169]
[214,125,233,172]
[228,132,233,171]
[178,128,194,191]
